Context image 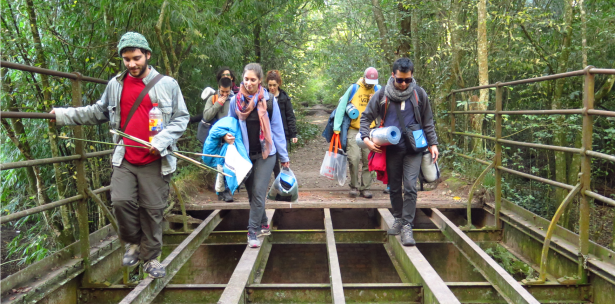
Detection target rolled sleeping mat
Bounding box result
[370,126,401,146]
[346,103,359,119]
[355,126,402,149]
[420,151,440,182]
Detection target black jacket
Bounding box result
[360,85,438,147]
[276,89,297,139]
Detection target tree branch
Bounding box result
[519,24,555,75]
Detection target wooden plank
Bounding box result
[183,200,479,210]
[218,209,276,303]
[378,209,460,304]
[118,210,223,304]
[429,208,540,304]
[324,208,346,303]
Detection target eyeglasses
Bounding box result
[395,77,413,84]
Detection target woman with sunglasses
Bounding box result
[224,63,290,248]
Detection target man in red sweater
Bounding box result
[52,32,189,279]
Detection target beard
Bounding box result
[128,58,149,78]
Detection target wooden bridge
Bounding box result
[0,61,614,303]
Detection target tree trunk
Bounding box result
[370,0,393,62]
[25,0,72,232]
[552,0,574,220]
[411,7,420,79]
[155,0,173,76]
[253,22,262,63]
[580,0,588,68]
[397,2,411,58]
[473,0,489,154]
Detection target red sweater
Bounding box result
[120,75,160,165]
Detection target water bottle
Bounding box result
[149,103,163,142]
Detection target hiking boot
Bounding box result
[143,259,166,279]
[387,218,405,235]
[349,188,358,198]
[383,186,390,194]
[258,225,271,237]
[122,243,140,267]
[360,190,373,199]
[247,231,261,248]
[401,223,416,246]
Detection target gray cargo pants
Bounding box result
[246,154,276,232]
[111,159,170,261]
[385,146,422,225]
[346,128,373,190]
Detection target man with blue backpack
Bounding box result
[332,67,382,198]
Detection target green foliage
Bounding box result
[484,245,537,281]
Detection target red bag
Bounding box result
[368,148,387,184]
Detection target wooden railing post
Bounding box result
[494,83,503,228]
[579,66,595,283]
[71,73,91,284]
[450,93,456,146]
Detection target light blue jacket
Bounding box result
[227,90,289,162]
[54,67,189,175]
[202,117,249,194]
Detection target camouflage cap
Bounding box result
[117,32,152,56]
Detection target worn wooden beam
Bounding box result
[378,209,460,304]
[218,209,276,303]
[324,208,346,303]
[428,208,540,304]
[118,210,223,304]
[182,200,479,210]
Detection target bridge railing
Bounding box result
[449,66,615,284]
[1,60,115,284]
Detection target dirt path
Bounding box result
[187,109,466,204]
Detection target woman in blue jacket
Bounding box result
[224,63,290,248]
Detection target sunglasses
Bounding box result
[395,77,413,84]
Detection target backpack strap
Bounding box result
[267,92,274,120]
[348,83,359,103]
[117,73,164,143]
[410,90,423,126]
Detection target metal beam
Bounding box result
[118,210,222,304]
[324,208,345,303]
[428,208,540,304]
[218,209,276,303]
[182,200,480,210]
[378,209,460,304]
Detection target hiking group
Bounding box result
[49,31,438,280]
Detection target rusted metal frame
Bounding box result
[446,282,591,303]
[1,225,120,303]
[587,109,616,117]
[218,209,275,303]
[484,200,615,283]
[378,208,460,304]
[182,200,479,210]
[498,138,583,154]
[589,68,616,74]
[0,149,113,171]
[86,188,118,233]
[464,162,495,230]
[523,183,583,284]
[578,70,595,283]
[494,84,503,228]
[452,69,588,94]
[75,284,226,304]
[583,190,615,207]
[451,131,496,141]
[497,165,574,190]
[453,152,492,166]
[499,109,585,115]
[1,60,108,84]
[585,149,616,162]
[450,110,496,114]
[324,208,345,303]
[118,210,222,304]
[0,111,57,119]
[428,208,540,304]
[70,74,93,286]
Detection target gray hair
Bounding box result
[243,63,264,80]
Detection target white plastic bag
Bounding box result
[320,135,347,186]
[224,145,252,183]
